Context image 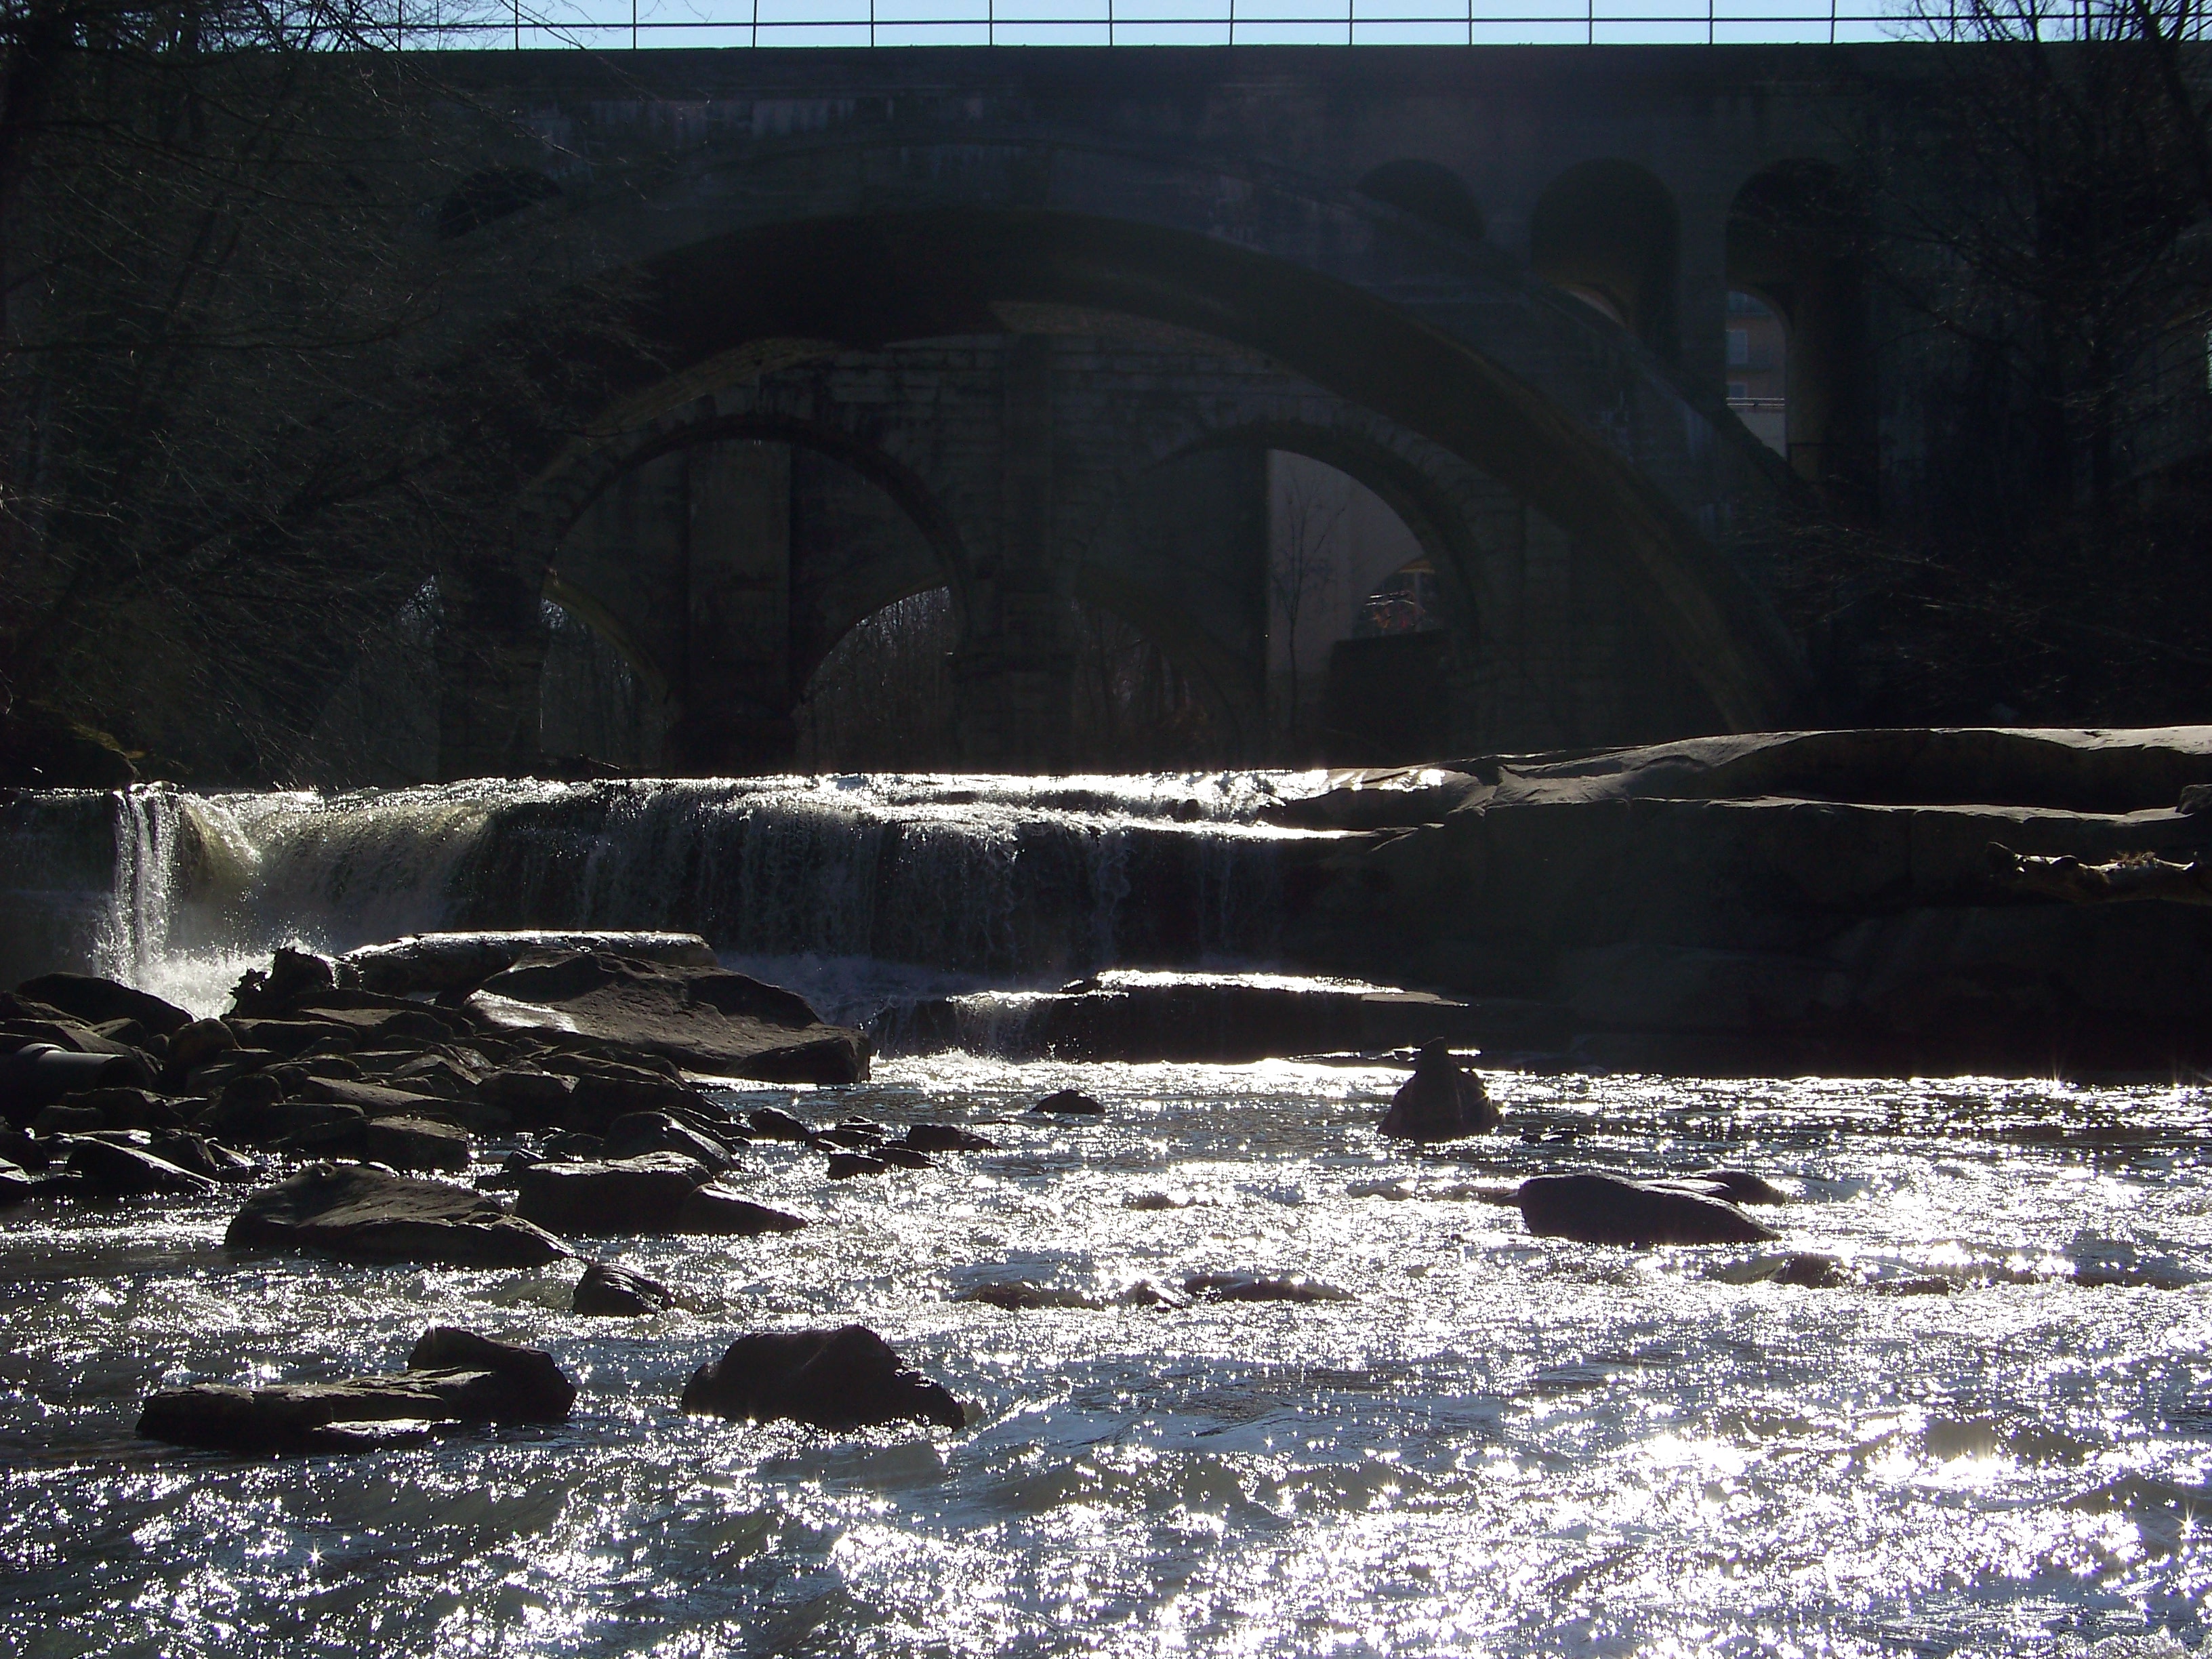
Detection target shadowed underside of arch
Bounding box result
[473,139,1810,778]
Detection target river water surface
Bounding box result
[1,778,2209,1655]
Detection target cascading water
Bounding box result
[0,772,1341,1020]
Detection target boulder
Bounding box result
[1679,1168,1793,1206]
[165,1018,239,1076]
[138,1327,573,1452]
[227,947,346,1017]
[342,930,719,998]
[1031,1088,1104,1115]
[875,1145,935,1170]
[50,1086,186,1132]
[825,1153,889,1179]
[901,1123,998,1153]
[1379,1041,1498,1141]
[513,1155,806,1237]
[15,973,192,1037]
[466,954,867,1084]
[573,1261,676,1317]
[30,1102,106,1134]
[142,1130,255,1183]
[359,1115,472,1174]
[953,1283,1105,1310]
[226,1163,567,1267]
[1517,1171,1782,1246]
[600,1110,738,1170]
[0,1158,37,1202]
[680,1325,966,1431]
[746,1106,815,1143]
[64,1136,218,1197]
[478,1068,577,1124]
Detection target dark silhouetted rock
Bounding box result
[226,1163,567,1266]
[165,1017,239,1077]
[901,1123,997,1153]
[1517,1171,1782,1246]
[361,1115,471,1174]
[818,1126,883,1149]
[138,1327,573,1452]
[1680,1168,1793,1205]
[466,954,867,1084]
[15,973,191,1037]
[514,1155,805,1237]
[343,930,718,997]
[1380,1041,1498,1140]
[953,1282,1104,1310]
[825,1152,889,1179]
[1183,1272,1353,1303]
[53,1086,185,1131]
[478,1068,576,1124]
[64,1136,218,1197]
[0,1158,36,1202]
[1031,1088,1103,1115]
[227,947,344,1017]
[680,1325,965,1431]
[875,1145,934,1170]
[30,1102,104,1134]
[601,1110,737,1170]
[573,1261,676,1317]
[747,1106,814,1142]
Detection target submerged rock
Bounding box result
[138,1326,575,1453]
[573,1261,676,1317]
[901,1123,997,1153]
[466,954,867,1084]
[226,1163,568,1267]
[1517,1171,1781,1246]
[1379,1041,1498,1141]
[680,1325,966,1431]
[953,1282,1105,1310]
[1031,1088,1103,1115]
[1183,1272,1353,1304]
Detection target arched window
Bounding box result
[1531,159,1680,356]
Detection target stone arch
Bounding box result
[1727,159,1872,504]
[1530,159,1681,359]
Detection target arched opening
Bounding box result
[1725,290,1789,456]
[1530,160,1680,357]
[795,587,962,772]
[539,596,670,774]
[1727,161,1870,499]
[1267,451,1454,763]
[1356,159,1487,244]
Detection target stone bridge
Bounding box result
[424,44,1885,775]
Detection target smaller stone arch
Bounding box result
[1356,159,1487,244]
[1727,159,1872,503]
[1531,159,1681,359]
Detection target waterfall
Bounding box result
[0,773,1340,1017]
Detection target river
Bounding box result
[1,777,2207,1656]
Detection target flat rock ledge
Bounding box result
[138,1328,575,1454]
[226,1163,568,1267]
[680,1325,966,1431]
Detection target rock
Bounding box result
[825,1152,889,1179]
[818,1126,883,1149]
[360,1115,471,1174]
[573,1261,676,1317]
[165,1018,239,1076]
[514,1156,805,1237]
[1379,1041,1498,1140]
[466,954,868,1084]
[875,1145,935,1170]
[138,1326,574,1452]
[267,1101,371,1154]
[342,930,719,998]
[143,1130,255,1183]
[746,1106,814,1142]
[52,1086,185,1131]
[541,1131,605,1161]
[224,1018,358,1059]
[953,1283,1105,1310]
[227,947,345,1017]
[0,1158,37,1202]
[680,1325,965,1431]
[1517,1171,1782,1247]
[901,1123,998,1153]
[1679,1168,1793,1206]
[14,973,192,1036]
[478,1068,576,1124]
[1183,1273,1353,1303]
[1031,1088,1104,1115]
[1116,1279,1192,1309]
[226,1163,567,1267]
[1,1043,155,1125]
[64,1136,218,1197]
[600,1110,738,1170]
[30,1102,106,1134]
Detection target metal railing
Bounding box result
[392,0,1927,51]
